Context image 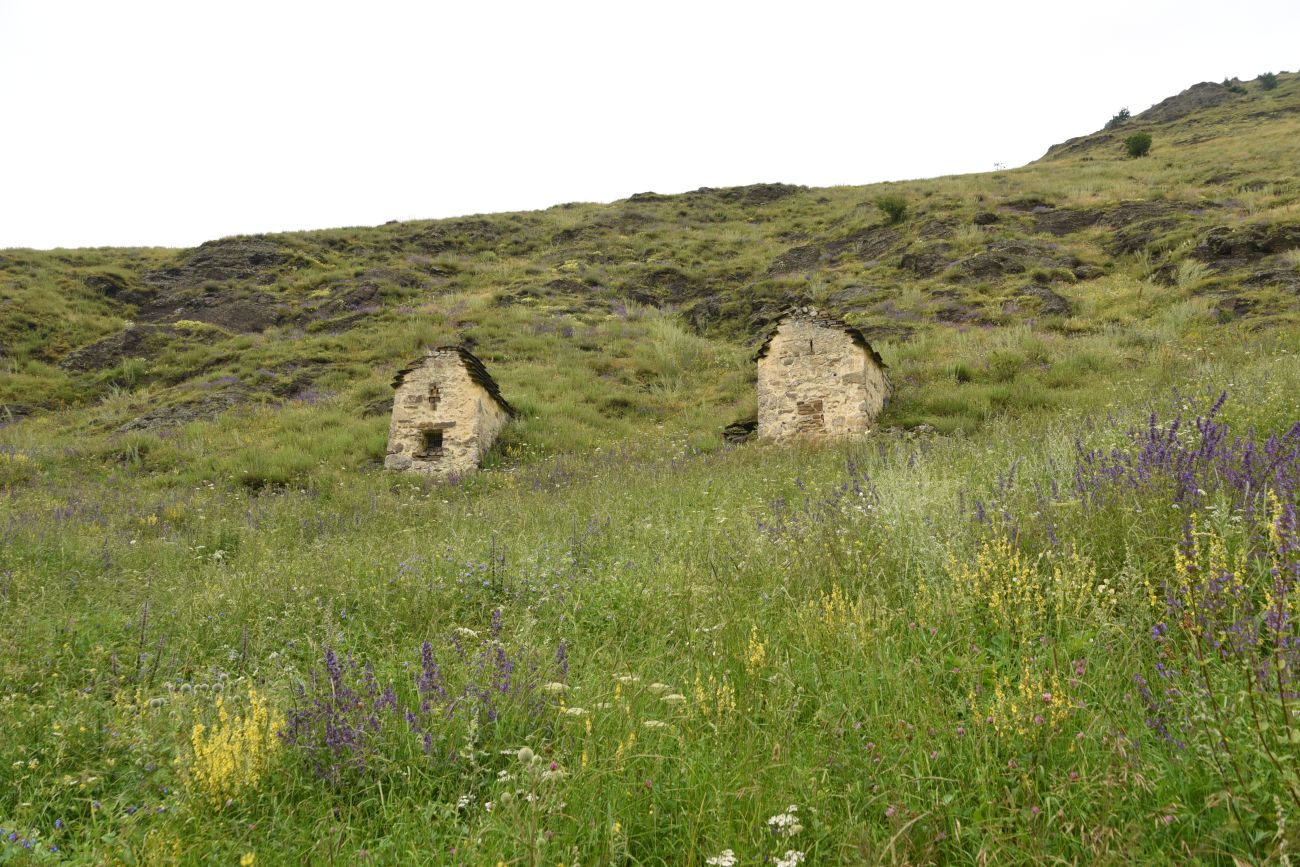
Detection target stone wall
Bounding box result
[756,318,889,442]
[384,350,510,478]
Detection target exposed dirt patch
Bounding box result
[767,227,901,275]
[767,244,824,275]
[1003,197,1055,213]
[824,227,900,261]
[1036,200,1202,238]
[929,289,983,324]
[143,236,288,290]
[0,404,31,426]
[827,284,883,306]
[920,219,958,240]
[59,324,177,371]
[1192,223,1300,267]
[973,211,1000,226]
[1033,209,1105,236]
[118,389,248,432]
[131,237,293,332]
[624,267,702,306]
[898,244,954,277]
[1139,81,1238,123]
[946,241,1075,281]
[135,289,282,333]
[1021,283,1073,316]
[689,183,804,206]
[1214,294,1258,320]
[295,280,382,332]
[1243,268,1300,293]
[722,417,757,444]
[402,219,506,256]
[83,271,151,306]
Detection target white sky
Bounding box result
[1,0,1296,250]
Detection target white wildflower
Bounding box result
[642,720,669,729]
[453,627,479,639]
[705,850,737,867]
[767,807,803,838]
[661,693,687,705]
[614,674,641,684]
[563,706,588,716]
[647,682,672,694]
[541,682,569,694]
[775,850,805,867]
[455,793,472,811]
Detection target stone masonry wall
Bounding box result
[384,351,510,478]
[756,318,889,442]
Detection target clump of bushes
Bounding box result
[1104,107,1131,130]
[1124,131,1152,158]
[874,194,908,225]
[1257,71,1279,91]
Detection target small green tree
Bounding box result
[1124,132,1152,158]
[1104,107,1131,130]
[875,194,908,225]
[1258,71,1279,91]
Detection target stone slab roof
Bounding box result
[391,345,516,417]
[753,308,887,368]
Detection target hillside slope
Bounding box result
[2,73,1298,486]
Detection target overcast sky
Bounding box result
[1,1,1296,250]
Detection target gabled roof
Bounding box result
[392,345,516,417]
[753,307,887,368]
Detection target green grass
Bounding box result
[2,72,1300,863]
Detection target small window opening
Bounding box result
[416,429,443,459]
[428,384,441,410]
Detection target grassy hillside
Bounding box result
[1,72,1299,863]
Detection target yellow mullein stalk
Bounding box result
[185,688,285,808]
[745,624,767,674]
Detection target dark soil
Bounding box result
[1138,82,1238,123]
[1021,283,1073,316]
[946,241,1075,282]
[1035,200,1199,238]
[0,404,31,426]
[767,244,825,275]
[143,236,289,290]
[83,271,150,305]
[59,324,177,371]
[768,227,901,275]
[1192,223,1300,267]
[722,417,757,444]
[899,244,954,277]
[1214,294,1258,320]
[689,183,805,206]
[118,389,248,433]
[1243,268,1300,293]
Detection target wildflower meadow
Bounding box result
[2,345,1299,863]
